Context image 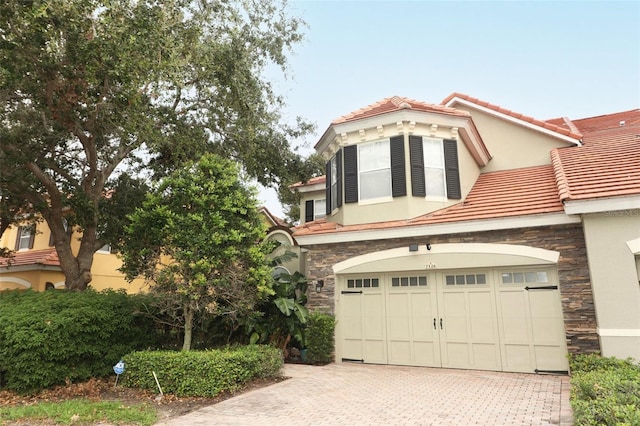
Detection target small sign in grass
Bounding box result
[0,399,157,425]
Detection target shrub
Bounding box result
[305,312,335,365]
[0,289,158,393]
[120,345,283,397]
[569,354,640,425]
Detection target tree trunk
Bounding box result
[182,302,193,351]
[47,214,95,291]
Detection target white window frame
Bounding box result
[17,225,34,251]
[314,199,326,220]
[423,137,447,199]
[358,139,392,202]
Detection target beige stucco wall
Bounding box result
[1,221,146,293]
[454,106,571,172]
[582,211,640,360]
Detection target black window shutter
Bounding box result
[390,135,406,197]
[344,145,358,203]
[14,226,22,250]
[28,226,35,249]
[325,160,332,215]
[444,139,461,199]
[409,135,425,197]
[336,149,343,207]
[305,200,314,223]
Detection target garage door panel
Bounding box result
[534,345,569,371]
[342,296,363,339]
[389,340,412,364]
[387,293,410,340]
[472,343,499,369]
[363,294,385,339]
[414,342,439,365]
[343,339,363,360]
[498,292,529,343]
[364,340,386,363]
[503,344,534,372]
[411,293,435,341]
[444,342,470,366]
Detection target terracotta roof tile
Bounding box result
[551,111,640,201]
[442,93,583,141]
[331,96,469,125]
[0,248,60,268]
[289,175,326,189]
[294,165,562,237]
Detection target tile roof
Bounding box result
[551,109,640,201]
[0,248,60,268]
[331,96,469,125]
[294,165,562,236]
[442,92,583,141]
[289,175,326,189]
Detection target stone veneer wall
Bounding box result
[302,223,599,355]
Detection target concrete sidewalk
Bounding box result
[155,363,573,425]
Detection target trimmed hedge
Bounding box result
[0,289,158,394]
[121,345,283,397]
[570,353,640,425]
[305,312,335,365]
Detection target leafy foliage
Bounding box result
[0,289,158,394]
[0,0,312,290]
[305,312,336,365]
[247,271,309,350]
[569,353,640,425]
[121,346,283,397]
[119,154,273,351]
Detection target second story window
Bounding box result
[304,198,327,223]
[15,225,35,251]
[423,137,446,198]
[358,139,391,201]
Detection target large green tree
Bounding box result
[119,153,273,351]
[0,0,311,290]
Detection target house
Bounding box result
[292,94,640,373]
[0,208,295,293]
[0,220,147,292]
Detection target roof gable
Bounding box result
[442,93,583,145]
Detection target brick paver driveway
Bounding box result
[156,363,573,426]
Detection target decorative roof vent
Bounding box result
[620,120,626,126]
[399,102,412,109]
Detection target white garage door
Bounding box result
[339,268,568,373]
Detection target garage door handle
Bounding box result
[440,318,443,329]
[433,318,436,329]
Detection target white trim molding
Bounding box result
[627,237,640,255]
[598,328,640,337]
[563,197,640,215]
[295,213,581,246]
[333,243,560,274]
[0,276,32,289]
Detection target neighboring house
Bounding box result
[0,207,296,293]
[260,206,306,277]
[291,94,640,374]
[0,220,147,292]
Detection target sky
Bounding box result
[257,0,640,218]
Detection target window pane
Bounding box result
[456,275,465,285]
[360,169,391,200]
[419,276,427,286]
[477,274,486,284]
[446,275,455,285]
[364,278,371,288]
[423,138,444,167]
[331,157,338,184]
[314,199,326,219]
[392,277,399,287]
[466,275,476,284]
[409,277,418,286]
[537,272,548,282]
[347,280,354,288]
[355,279,363,288]
[18,227,32,250]
[525,272,538,283]
[502,273,512,284]
[372,278,379,288]
[425,168,445,197]
[400,277,409,287]
[514,273,524,283]
[359,140,390,172]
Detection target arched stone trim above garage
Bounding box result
[0,276,33,289]
[333,243,559,275]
